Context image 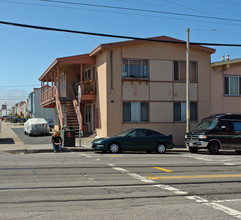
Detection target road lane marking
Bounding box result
[113,167,128,173]
[147,174,241,180]
[107,163,115,167]
[187,196,241,219]
[79,153,91,158]
[153,167,173,172]
[108,163,241,219]
[213,199,241,203]
[153,184,187,195]
[110,155,121,157]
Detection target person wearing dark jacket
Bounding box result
[51,131,62,153]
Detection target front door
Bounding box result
[84,104,91,133]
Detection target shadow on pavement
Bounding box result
[0,138,15,144]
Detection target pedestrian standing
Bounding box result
[51,131,62,153]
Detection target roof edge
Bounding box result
[90,36,216,56]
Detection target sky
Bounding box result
[1,0,241,112]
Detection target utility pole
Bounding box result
[186,28,190,133]
[78,85,81,147]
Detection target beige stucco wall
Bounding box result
[211,63,241,114]
[150,102,173,122]
[123,81,149,100]
[150,60,173,81]
[150,82,173,101]
[94,41,212,145]
[95,53,108,137]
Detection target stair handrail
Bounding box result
[71,84,80,122]
[54,86,64,127]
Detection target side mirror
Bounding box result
[126,134,131,138]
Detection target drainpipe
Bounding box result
[110,51,114,94]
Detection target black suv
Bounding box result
[185,113,241,154]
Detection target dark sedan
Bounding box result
[92,128,174,153]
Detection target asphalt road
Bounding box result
[12,127,52,145]
[0,150,241,219]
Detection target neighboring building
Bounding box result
[211,57,241,114]
[39,36,215,145]
[18,101,27,117]
[27,88,54,120]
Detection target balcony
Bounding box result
[41,85,56,107]
[74,81,96,101]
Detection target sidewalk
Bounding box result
[0,120,187,154]
[0,121,94,153]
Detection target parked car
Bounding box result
[92,128,174,153]
[46,119,54,129]
[185,113,241,154]
[24,118,50,136]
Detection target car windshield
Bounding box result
[194,118,218,130]
[116,129,135,137]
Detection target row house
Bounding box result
[27,88,54,120]
[39,36,215,145]
[12,101,27,116]
[211,57,241,114]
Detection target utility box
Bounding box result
[61,126,75,147]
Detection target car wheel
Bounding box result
[24,131,28,135]
[156,143,166,154]
[189,147,198,153]
[109,143,120,153]
[236,150,241,155]
[208,142,219,154]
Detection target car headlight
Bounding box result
[95,140,103,144]
[185,135,188,139]
[198,135,207,139]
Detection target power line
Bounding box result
[0,84,39,88]
[40,0,241,23]
[1,20,241,47]
[0,0,238,26]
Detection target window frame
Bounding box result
[174,61,197,82]
[123,101,149,123]
[224,75,241,96]
[173,101,197,122]
[60,72,66,91]
[122,59,149,79]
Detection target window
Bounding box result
[129,129,146,137]
[60,72,66,91]
[224,76,241,95]
[122,59,148,78]
[84,68,91,81]
[146,130,161,136]
[233,122,241,134]
[174,61,197,82]
[123,102,148,122]
[174,102,197,122]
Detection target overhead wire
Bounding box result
[39,0,241,23]
[1,20,241,47]
[0,0,240,26]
